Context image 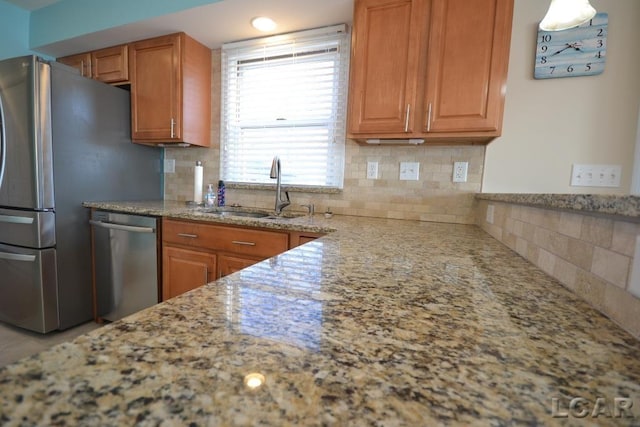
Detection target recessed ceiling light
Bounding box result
[251,16,277,32]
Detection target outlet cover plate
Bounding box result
[399,162,420,180]
[164,158,175,174]
[453,162,468,183]
[367,161,378,179]
[571,164,621,187]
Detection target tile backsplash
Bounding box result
[164,49,485,225]
[476,199,640,338]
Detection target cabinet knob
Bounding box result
[426,103,432,132]
[170,118,176,138]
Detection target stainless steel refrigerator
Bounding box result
[0,55,163,333]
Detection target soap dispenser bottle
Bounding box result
[205,184,216,207]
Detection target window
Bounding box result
[221,25,350,189]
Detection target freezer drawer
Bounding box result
[0,243,58,333]
[91,211,159,322]
[0,208,55,248]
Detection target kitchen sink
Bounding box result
[197,207,302,220]
[217,211,271,218]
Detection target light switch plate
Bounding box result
[399,162,420,180]
[571,164,621,187]
[164,158,175,174]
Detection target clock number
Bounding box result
[597,29,604,36]
[540,56,547,64]
[597,39,603,48]
[585,63,592,71]
[596,51,602,59]
[567,65,574,73]
[541,34,552,43]
[541,45,548,53]
[549,66,556,74]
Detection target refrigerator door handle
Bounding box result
[89,220,155,234]
[0,215,35,224]
[0,252,36,262]
[0,88,6,190]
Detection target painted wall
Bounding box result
[483,0,640,194]
[0,0,31,60]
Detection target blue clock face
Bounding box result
[534,13,608,79]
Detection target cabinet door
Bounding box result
[424,0,513,133]
[218,254,259,278]
[92,45,129,84]
[130,34,182,142]
[347,0,429,135]
[57,53,92,77]
[162,245,215,300]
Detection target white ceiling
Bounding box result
[7,0,353,57]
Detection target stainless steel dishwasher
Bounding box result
[90,210,159,322]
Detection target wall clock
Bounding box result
[534,12,608,79]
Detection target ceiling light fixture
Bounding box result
[539,0,597,31]
[251,17,277,32]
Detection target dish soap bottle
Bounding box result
[205,184,216,207]
[217,180,225,207]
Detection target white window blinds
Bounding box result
[221,25,349,189]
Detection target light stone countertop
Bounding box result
[0,200,639,426]
[476,193,640,220]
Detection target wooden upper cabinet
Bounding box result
[347,0,514,143]
[424,0,513,135]
[129,32,211,147]
[347,0,428,135]
[91,45,129,84]
[57,52,92,77]
[58,45,129,84]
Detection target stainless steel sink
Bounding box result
[199,208,272,218]
[218,211,271,218]
[197,207,303,220]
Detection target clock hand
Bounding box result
[550,42,583,56]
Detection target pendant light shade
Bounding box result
[539,0,597,31]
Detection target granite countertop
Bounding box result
[1,201,639,425]
[476,193,640,220]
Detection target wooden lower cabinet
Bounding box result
[162,246,216,300]
[218,254,259,278]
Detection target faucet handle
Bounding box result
[301,204,315,216]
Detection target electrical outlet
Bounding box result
[571,164,621,187]
[453,162,468,182]
[399,162,420,180]
[367,161,379,179]
[629,235,640,298]
[486,204,495,224]
[164,158,175,174]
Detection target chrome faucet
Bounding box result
[270,156,290,215]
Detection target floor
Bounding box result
[0,320,102,368]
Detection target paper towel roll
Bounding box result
[193,161,203,204]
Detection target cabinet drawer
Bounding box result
[163,219,288,258]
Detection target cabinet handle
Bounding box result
[170,118,175,138]
[204,267,208,284]
[177,233,198,239]
[426,103,432,132]
[404,104,411,132]
[88,59,92,78]
[80,60,85,77]
[232,240,256,246]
